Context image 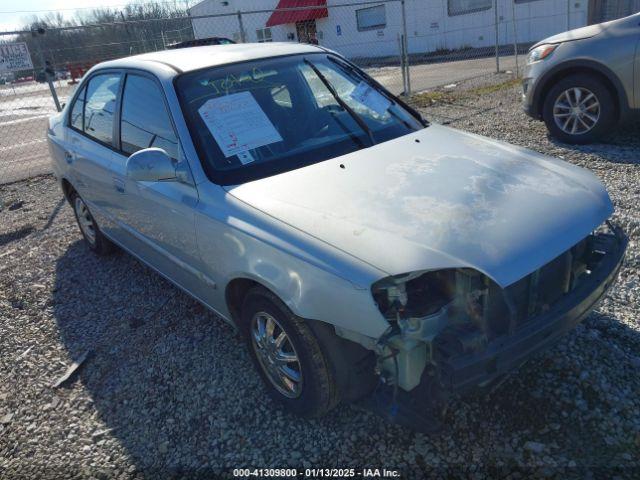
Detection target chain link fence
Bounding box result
[0,0,637,185]
[0,33,64,185]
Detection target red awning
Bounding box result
[266,0,328,27]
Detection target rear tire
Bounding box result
[240,286,340,417]
[542,74,616,144]
[70,190,114,255]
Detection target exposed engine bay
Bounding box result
[370,222,627,397]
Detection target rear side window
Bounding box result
[83,73,121,145]
[70,86,86,130]
[120,74,179,160]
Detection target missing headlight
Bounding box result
[372,269,457,320]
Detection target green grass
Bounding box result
[410,78,521,108]
[467,78,521,96]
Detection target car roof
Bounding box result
[97,42,324,75]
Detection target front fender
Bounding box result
[194,186,390,340]
[531,58,631,119]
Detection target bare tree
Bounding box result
[10,1,194,74]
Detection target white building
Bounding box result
[188,0,594,60]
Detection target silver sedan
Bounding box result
[48,43,626,429]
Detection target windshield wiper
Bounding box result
[327,56,429,128]
[304,58,376,147]
[326,56,415,131]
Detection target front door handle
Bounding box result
[113,177,125,193]
[64,150,75,164]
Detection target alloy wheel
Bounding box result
[250,311,303,398]
[74,196,96,245]
[553,87,600,136]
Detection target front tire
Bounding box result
[542,74,616,144]
[240,287,340,417]
[70,191,114,255]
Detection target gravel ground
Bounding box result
[1,75,639,478]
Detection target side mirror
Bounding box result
[126,148,176,182]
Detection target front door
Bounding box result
[296,20,318,44]
[108,72,210,299]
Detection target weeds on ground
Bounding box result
[410,78,521,108]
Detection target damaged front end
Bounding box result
[369,223,627,429]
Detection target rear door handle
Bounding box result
[113,177,125,193]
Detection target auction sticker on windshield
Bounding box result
[198,91,282,158]
[349,81,391,116]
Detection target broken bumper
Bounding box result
[439,226,627,394]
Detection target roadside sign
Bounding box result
[0,42,34,73]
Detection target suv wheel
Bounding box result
[70,191,114,255]
[542,74,616,144]
[240,286,340,417]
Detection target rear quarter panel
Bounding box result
[47,112,68,183]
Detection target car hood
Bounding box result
[226,125,613,288]
[533,24,602,47]
[533,13,637,48]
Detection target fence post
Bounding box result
[511,0,519,77]
[398,34,406,94]
[237,10,246,43]
[32,28,62,112]
[567,0,571,30]
[494,0,500,73]
[400,0,411,96]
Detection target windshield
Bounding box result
[175,53,425,185]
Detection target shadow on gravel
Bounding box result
[0,225,35,246]
[51,238,640,475]
[548,121,640,165]
[40,197,65,232]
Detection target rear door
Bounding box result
[65,71,123,239]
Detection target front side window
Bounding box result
[83,73,121,145]
[448,0,491,16]
[120,74,179,160]
[356,5,386,31]
[176,53,424,185]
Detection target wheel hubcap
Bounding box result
[74,197,96,245]
[250,312,303,398]
[553,87,600,136]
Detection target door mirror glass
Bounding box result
[126,148,176,182]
